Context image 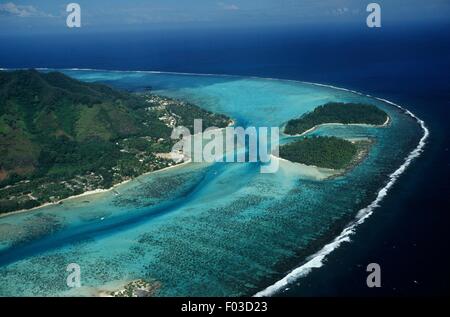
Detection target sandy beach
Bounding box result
[0,159,192,219]
[282,115,390,137]
[271,154,339,180]
[0,118,235,219]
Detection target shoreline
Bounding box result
[66,278,161,297]
[270,154,338,180]
[282,115,390,137]
[0,160,192,219]
[255,87,428,297]
[273,138,373,180]
[0,69,428,297]
[0,118,234,219]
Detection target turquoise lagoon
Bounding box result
[0,70,425,296]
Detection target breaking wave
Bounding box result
[1,68,428,297]
[254,83,429,297]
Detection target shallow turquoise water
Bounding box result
[0,71,422,296]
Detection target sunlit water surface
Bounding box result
[0,70,422,296]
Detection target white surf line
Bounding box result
[32,67,244,79]
[254,83,429,297]
[2,68,429,294]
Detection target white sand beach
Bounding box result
[0,159,192,219]
[272,155,340,180]
[282,115,390,137]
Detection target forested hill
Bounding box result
[0,69,168,181]
[284,102,388,135]
[0,69,230,213]
[279,136,358,170]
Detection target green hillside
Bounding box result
[0,69,230,213]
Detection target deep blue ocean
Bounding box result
[1,22,449,296]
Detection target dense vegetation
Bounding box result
[284,102,388,135]
[279,136,358,169]
[0,69,230,213]
[166,103,230,132]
